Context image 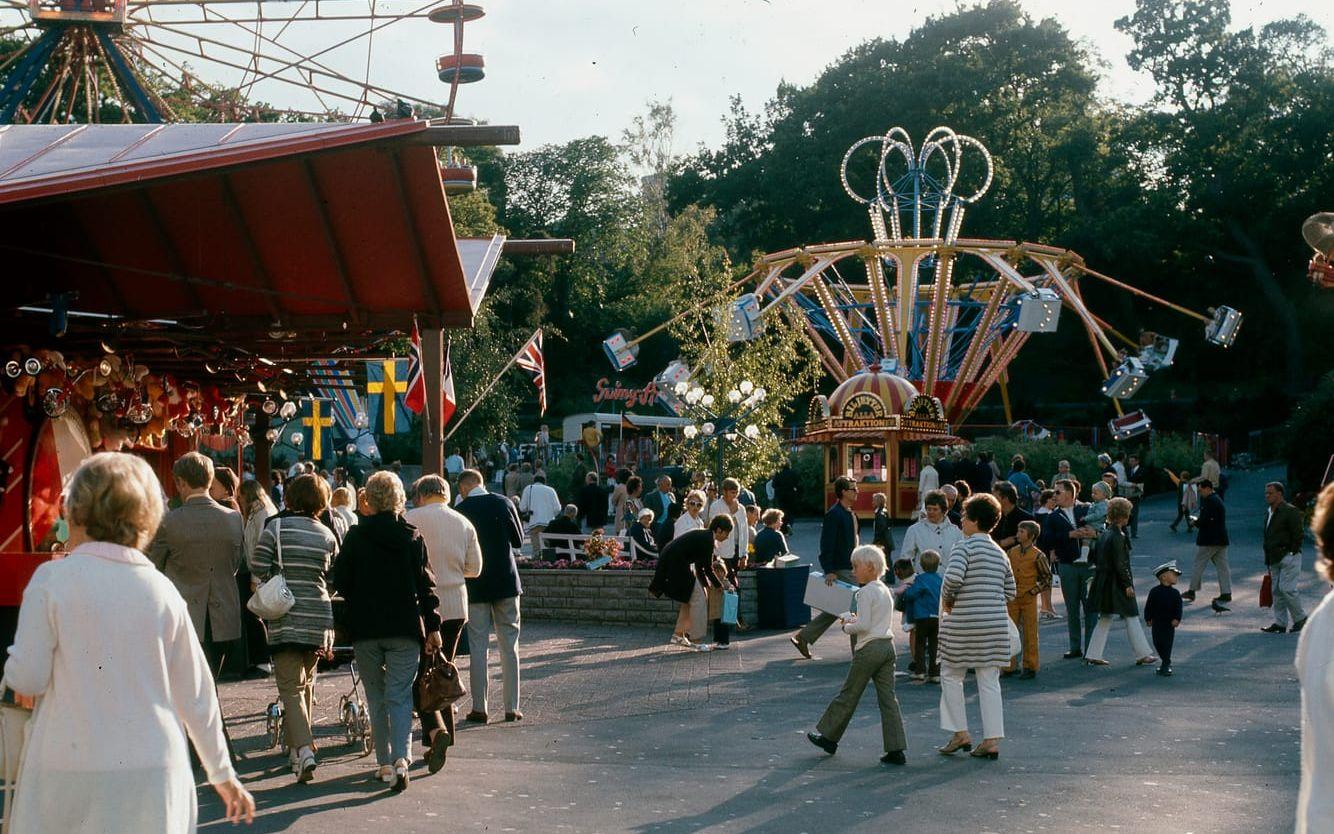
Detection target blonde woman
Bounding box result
[3,453,254,832]
[675,489,709,638]
[330,485,359,529]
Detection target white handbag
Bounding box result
[247,518,295,620]
[0,688,33,834]
[1006,616,1022,657]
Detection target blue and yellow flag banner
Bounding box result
[366,359,412,435]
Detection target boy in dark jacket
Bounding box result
[900,550,943,683]
[1144,561,1184,676]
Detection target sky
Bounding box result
[13,0,1323,153]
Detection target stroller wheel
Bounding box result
[265,701,285,749]
[358,711,372,754]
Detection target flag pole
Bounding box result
[444,328,541,443]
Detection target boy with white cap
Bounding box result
[1144,562,1184,676]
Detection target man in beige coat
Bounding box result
[148,451,245,673]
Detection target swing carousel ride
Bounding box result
[0,0,485,135]
[606,126,1244,518]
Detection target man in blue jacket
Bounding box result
[1185,479,1231,612]
[790,476,859,659]
[456,468,525,723]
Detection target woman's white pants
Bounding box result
[1085,614,1153,661]
[940,664,1004,739]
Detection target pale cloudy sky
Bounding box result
[429,0,1333,152]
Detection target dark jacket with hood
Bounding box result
[333,512,442,643]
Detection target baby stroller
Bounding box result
[262,647,370,755]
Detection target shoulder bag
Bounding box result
[247,518,295,620]
[417,651,467,712]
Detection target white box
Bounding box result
[772,554,800,569]
[804,571,859,616]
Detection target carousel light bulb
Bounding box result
[753,387,767,402]
[683,425,699,439]
[279,401,297,420]
[674,381,689,396]
[739,380,755,395]
[291,431,305,445]
[686,386,703,404]
[261,398,278,415]
[346,443,357,454]
[368,446,379,457]
[701,394,715,408]
[3,360,19,379]
[744,424,760,439]
[265,429,279,442]
[354,412,370,429]
[724,432,738,442]
[701,422,715,436]
[727,389,743,404]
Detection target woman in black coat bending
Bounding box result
[651,514,732,650]
[1083,497,1156,667]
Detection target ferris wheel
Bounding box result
[0,0,487,124]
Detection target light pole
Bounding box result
[674,379,767,483]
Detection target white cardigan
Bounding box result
[1297,592,1334,833]
[405,501,483,621]
[3,542,234,834]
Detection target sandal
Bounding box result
[1135,656,1158,666]
[938,737,973,755]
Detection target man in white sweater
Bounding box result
[805,544,908,765]
[519,474,562,558]
[900,490,963,570]
[405,475,482,771]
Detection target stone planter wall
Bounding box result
[519,569,760,628]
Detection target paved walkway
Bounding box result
[205,465,1311,833]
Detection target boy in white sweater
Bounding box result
[806,545,909,766]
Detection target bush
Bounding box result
[972,433,1201,498]
[792,445,827,517]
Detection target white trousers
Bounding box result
[939,664,1004,740]
[1085,614,1153,661]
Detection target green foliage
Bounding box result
[1278,371,1334,495]
[792,445,829,517]
[970,433,1202,498]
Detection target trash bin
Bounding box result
[756,563,811,629]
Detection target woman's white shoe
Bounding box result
[391,758,410,792]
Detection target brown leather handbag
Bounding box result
[417,651,467,712]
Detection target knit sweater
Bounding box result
[404,501,483,621]
[249,515,337,649]
[938,533,1017,667]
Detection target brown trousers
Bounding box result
[1005,594,1040,672]
[272,648,319,749]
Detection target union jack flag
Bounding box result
[514,329,546,415]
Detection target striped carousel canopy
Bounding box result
[827,367,919,420]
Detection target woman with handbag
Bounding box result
[2,452,254,832]
[238,479,277,674]
[334,471,443,791]
[404,474,480,775]
[1083,497,1157,667]
[250,473,339,784]
[937,493,1017,761]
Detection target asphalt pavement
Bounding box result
[203,464,1311,833]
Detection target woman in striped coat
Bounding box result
[250,473,339,783]
[938,493,1017,761]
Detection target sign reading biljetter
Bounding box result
[593,378,661,409]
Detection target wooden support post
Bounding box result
[422,327,444,477]
[253,410,272,490]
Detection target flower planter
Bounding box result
[518,568,759,628]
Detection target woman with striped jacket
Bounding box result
[937,493,1017,761]
[250,473,339,783]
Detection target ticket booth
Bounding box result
[799,367,956,520]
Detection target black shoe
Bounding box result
[880,750,907,766]
[1063,650,1083,659]
[806,732,837,755]
[1211,600,1230,613]
[1292,617,1309,633]
[1181,591,1196,603]
[1156,667,1173,677]
[1169,524,1178,532]
[1260,624,1287,634]
[1018,670,1036,680]
[790,635,813,660]
[426,730,452,774]
[999,669,1016,678]
[1216,593,1232,603]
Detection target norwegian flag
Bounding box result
[514,329,546,415]
[441,337,457,425]
[404,318,427,414]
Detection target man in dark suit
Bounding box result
[790,476,859,659]
[1186,479,1231,611]
[1261,481,1307,633]
[149,451,244,676]
[643,475,677,543]
[456,469,525,723]
[1038,479,1095,658]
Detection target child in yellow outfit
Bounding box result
[1003,520,1051,679]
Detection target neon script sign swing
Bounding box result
[593,378,660,409]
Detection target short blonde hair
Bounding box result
[365,470,406,514]
[331,486,355,508]
[685,489,707,507]
[1091,481,1113,501]
[172,451,213,490]
[1107,496,1133,523]
[760,508,783,526]
[850,544,887,576]
[66,452,164,550]
[872,492,887,509]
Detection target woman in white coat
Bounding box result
[1297,482,1334,833]
[675,490,709,640]
[2,452,253,832]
